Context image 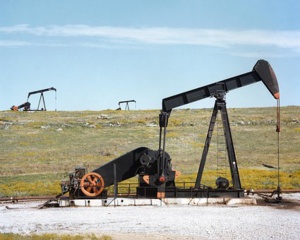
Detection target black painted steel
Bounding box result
[159,59,279,197]
[162,60,279,113]
[92,147,175,189]
[27,87,57,111]
[195,93,242,190]
[118,100,136,110]
[27,87,57,99]
[62,59,279,199]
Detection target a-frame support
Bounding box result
[118,100,136,110]
[27,87,57,111]
[195,91,242,190]
[37,92,47,111]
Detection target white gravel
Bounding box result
[1,194,299,240]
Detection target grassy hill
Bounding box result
[0,106,299,197]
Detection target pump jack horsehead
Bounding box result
[61,60,279,200]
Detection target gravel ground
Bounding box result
[1,194,299,240]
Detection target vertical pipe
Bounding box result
[113,163,118,201]
[55,90,57,111]
[158,114,163,176]
[276,99,281,199]
[161,112,168,176]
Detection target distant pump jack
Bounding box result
[10,87,57,111]
[117,100,136,110]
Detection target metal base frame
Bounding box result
[137,186,244,198]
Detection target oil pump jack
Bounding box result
[10,87,57,111]
[117,100,136,110]
[27,87,57,111]
[61,60,279,199]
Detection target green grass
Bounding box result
[0,106,299,197]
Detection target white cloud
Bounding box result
[1,24,300,53]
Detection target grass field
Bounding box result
[0,106,299,197]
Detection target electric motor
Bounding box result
[216,177,229,189]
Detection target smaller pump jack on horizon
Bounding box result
[10,87,57,111]
[117,100,136,110]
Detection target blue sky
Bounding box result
[1,1,299,111]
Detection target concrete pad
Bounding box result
[226,198,257,206]
[59,199,70,207]
[59,197,257,207]
[103,198,165,206]
[162,198,191,205]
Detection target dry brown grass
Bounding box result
[0,106,299,196]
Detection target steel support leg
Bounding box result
[195,101,219,189]
[195,96,242,190]
[219,100,242,189]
